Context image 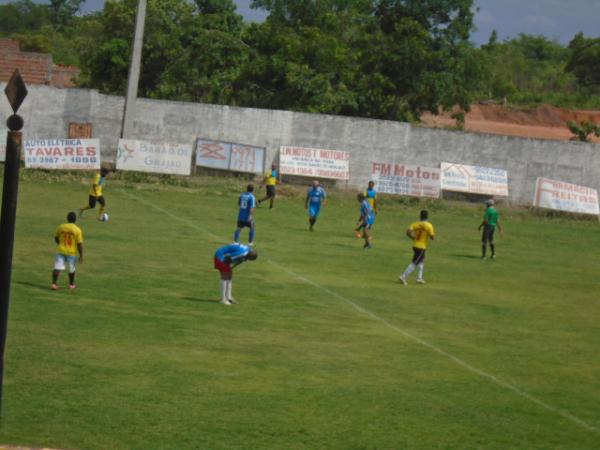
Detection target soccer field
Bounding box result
[1,173,599,449]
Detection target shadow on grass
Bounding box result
[448,254,481,259]
[14,280,53,292]
[181,296,220,304]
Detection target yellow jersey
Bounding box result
[89,173,105,197]
[264,169,278,186]
[409,221,435,249]
[55,223,83,256]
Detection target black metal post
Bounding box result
[0,121,23,416]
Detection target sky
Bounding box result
[3,0,599,46]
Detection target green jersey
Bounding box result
[484,207,499,228]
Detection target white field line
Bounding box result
[123,190,598,433]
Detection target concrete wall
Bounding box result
[2,84,599,205]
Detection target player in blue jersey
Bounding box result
[356,193,375,249]
[305,180,327,231]
[214,243,258,305]
[234,184,256,246]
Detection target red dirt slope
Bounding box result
[421,104,600,143]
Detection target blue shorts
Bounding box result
[308,204,321,218]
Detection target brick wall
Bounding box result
[0,38,79,87]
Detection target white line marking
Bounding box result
[123,189,598,433]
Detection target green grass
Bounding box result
[0,173,599,449]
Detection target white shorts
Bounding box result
[54,254,77,273]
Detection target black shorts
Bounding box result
[482,225,495,243]
[412,247,426,264]
[237,220,254,229]
[88,195,105,208]
[266,185,276,197]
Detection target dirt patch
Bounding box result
[421,104,600,143]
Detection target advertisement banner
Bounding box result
[533,177,599,216]
[24,139,101,170]
[0,129,6,162]
[370,162,441,198]
[195,139,265,174]
[279,146,350,180]
[117,139,193,175]
[441,162,509,196]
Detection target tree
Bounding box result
[566,33,600,89]
[48,0,84,30]
[0,0,50,35]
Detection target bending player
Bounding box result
[213,243,258,305]
[305,180,327,231]
[52,212,84,290]
[355,193,375,249]
[234,184,256,245]
[79,167,110,220]
[399,210,435,285]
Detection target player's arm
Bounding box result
[406,227,415,239]
[478,218,487,230]
[54,235,59,244]
[373,197,378,214]
[497,218,503,234]
[77,243,83,263]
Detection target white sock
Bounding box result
[220,280,227,300]
[402,263,416,278]
[226,280,233,300]
[417,263,424,280]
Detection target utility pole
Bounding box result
[0,70,27,416]
[121,0,147,138]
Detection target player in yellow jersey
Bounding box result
[399,210,435,285]
[258,163,279,209]
[79,167,110,219]
[52,212,83,290]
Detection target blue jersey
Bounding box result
[360,200,375,225]
[215,243,251,264]
[307,186,326,205]
[238,192,256,222]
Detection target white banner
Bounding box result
[441,162,509,196]
[195,139,265,173]
[117,139,192,175]
[370,162,440,198]
[0,129,6,162]
[24,139,101,170]
[533,177,599,216]
[279,146,350,180]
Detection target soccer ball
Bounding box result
[99,213,109,222]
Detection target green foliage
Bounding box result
[3,0,600,117]
[48,0,84,30]
[566,33,600,89]
[567,120,600,142]
[478,32,600,109]
[0,0,50,34]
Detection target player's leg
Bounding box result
[416,250,426,283]
[268,186,275,209]
[234,221,243,243]
[481,227,488,259]
[248,221,256,245]
[79,195,96,216]
[52,254,65,289]
[97,196,106,218]
[67,256,77,289]
[220,271,232,305]
[489,228,496,258]
[363,225,372,248]
[399,248,419,284]
[226,273,236,304]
